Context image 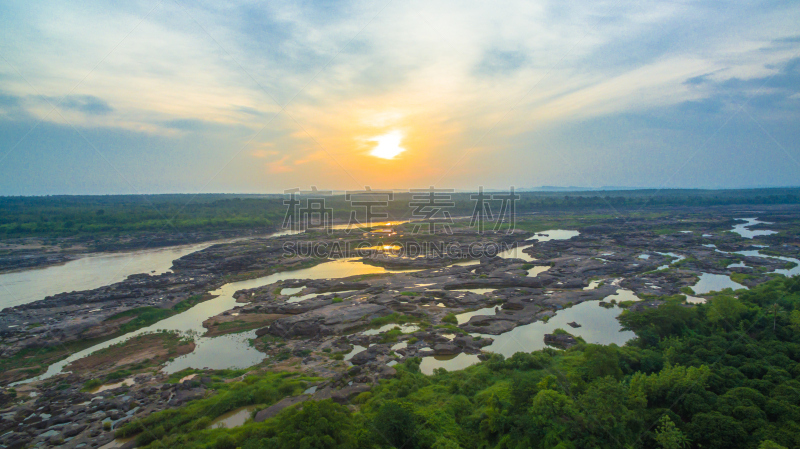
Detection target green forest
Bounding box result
[3,188,800,238]
[116,276,800,449]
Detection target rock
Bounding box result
[376,365,397,379]
[460,315,517,334]
[63,423,87,437]
[330,384,371,404]
[350,350,376,365]
[433,343,460,355]
[544,333,577,349]
[169,387,205,406]
[254,395,309,422]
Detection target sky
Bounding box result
[0,0,799,195]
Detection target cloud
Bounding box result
[267,155,293,173]
[161,118,210,131]
[0,0,799,193]
[474,49,527,77]
[52,95,113,115]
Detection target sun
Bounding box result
[369,130,406,159]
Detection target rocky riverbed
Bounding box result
[1,207,799,448]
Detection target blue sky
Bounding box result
[0,0,798,194]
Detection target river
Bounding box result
[0,231,299,310]
[16,257,416,384]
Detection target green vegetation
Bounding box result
[81,378,104,391]
[0,336,115,384]
[441,313,458,325]
[104,294,209,335]
[368,313,426,327]
[131,276,800,449]
[172,295,212,313]
[106,307,174,334]
[116,370,320,447]
[731,272,758,284]
[378,328,405,344]
[5,188,800,238]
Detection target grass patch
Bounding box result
[172,294,211,313]
[730,272,754,284]
[369,313,426,327]
[441,313,458,325]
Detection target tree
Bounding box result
[707,296,748,329]
[267,400,357,449]
[688,412,747,449]
[654,415,690,449]
[789,310,800,333]
[766,303,784,331]
[528,389,579,446]
[758,441,788,449]
[583,345,623,380]
[373,401,418,448]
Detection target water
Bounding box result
[496,229,580,262]
[420,353,481,375]
[280,287,305,296]
[16,258,408,384]
[692,273,746,295]
[0,232,303,310]
[481,299,635,356]
[496,245,536,262]
[655,252,686,270]
[584,280,602,290]
[455,307,497,325]
[163,331,264,374]
[422,297,636,373]
[362,324,420,336]
[287,293,319,303]
[528,266,550,277]
[733,250,800,277]
[88,378,135,394]
[0,242,218,309]
[209,405,259,429]
[732,218,778,239]
[604,288,640,303]
[344,345,367,361]
[526,229,580,242]
[452,259,480,267]
[451,288,497,295]
[705,244,800,278]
